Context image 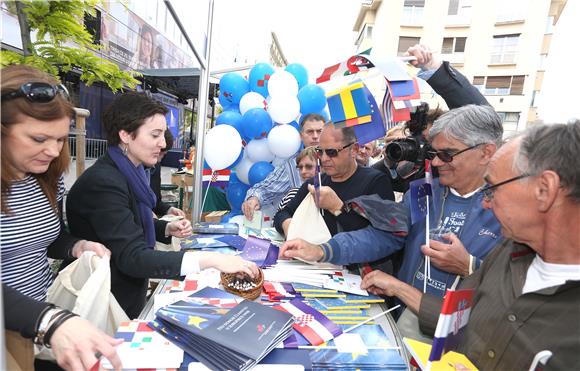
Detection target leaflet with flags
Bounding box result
[202,169,230,188]
[274,298,342,346]
[429,288,475,362]
[316,48,373,84]
[409,160,433,225]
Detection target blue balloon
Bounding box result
[242,108,273,140]
[298,84,327,115]
[318,109,330,123]
[218,94,232,109]
[285,63,309,89]
[216,111,243,134]
[229,172,240,184]
[224,104,240,112]
[249,63,275,97]
[248,161,274,186]
[220,73,249,106]
[288,120,300,132]
[226,182,250,211]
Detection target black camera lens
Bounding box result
[386,139,419,162]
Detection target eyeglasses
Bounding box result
[481,174,530,202]
[1,82,69,103]
[315,142,355,158]
[427,143,485,163]
[296,164,314,171]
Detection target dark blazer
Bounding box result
[427,61,489,109]
[149,163,171,217]
[66,153,185,319]
[3,284,50,339]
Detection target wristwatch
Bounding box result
[332,202,350,217]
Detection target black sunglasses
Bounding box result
[1,82,69,103]
[481,174,530,201]
[427,143,485,163]
[315,142,355,158]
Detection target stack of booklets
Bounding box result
[152,288,294,371]
[191,222,239,234]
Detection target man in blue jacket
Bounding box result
[280,104,504,306]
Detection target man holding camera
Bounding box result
[280,105,503,325]
[374,44,489,193]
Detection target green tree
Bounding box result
[1,0,138,92]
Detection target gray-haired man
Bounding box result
[282,104,504,306]
[417,121,580,369]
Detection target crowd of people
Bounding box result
[2,43,579,371]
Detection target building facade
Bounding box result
[353,0,567,136]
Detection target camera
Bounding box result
[385,102,432,164]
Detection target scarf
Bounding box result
[108,146,157,248]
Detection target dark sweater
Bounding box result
[274,166,394,236]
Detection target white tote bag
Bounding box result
[46,251,129,335]
[286,193,332,245]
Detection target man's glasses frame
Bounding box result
[1,82,70,103]
[427,143,486,163]
[315,142,355,158]
[481,174,530,201]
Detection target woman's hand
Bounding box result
[200,253,259,279]
[71,240,111,259]
[165,219,192,238]
[50,316,123,370]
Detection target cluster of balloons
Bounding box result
[203,62,329,212]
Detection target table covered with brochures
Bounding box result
[132,221,411,370]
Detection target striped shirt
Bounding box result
[277,187,299,211]
[246,156,302,207]
[1,175,65,301]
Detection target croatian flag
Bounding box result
[263,282,302,301]
[429,288,475,362]
[274,299,342,346]
[409,160,433,225]
[202,169,230,188]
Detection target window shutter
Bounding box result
[404,0,425,6]
[486,76,511,89]
[398,37,421,55]
[455,37,467,52]
[473,76,485,85]
[448,0,459,15]
[510,75,525,95]
[442,38,454,53]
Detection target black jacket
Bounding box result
[66,153,185,319]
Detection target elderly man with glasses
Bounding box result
[280,105,503,333]
[273,125,394,237]
[416,121,580,370]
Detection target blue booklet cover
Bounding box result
[309,324,407,369]
[156,294,294,368]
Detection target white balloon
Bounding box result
[267,95,300,124]
[234,155,254,185]
[246,138,275,163]
[204,125,242,170]
[239,92,267,115]
[268,124,302,159]
[268,70,299,97]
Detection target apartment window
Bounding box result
[402,0,425,25]
[496,0,526,22]
[545,16,554,34]
[498,112,520,132]
[483,75,525,95]
[490,34,519,64]
[398,36,421,56]
[442,37,466,54]
[447,0,472,23]
[356,24,373,47]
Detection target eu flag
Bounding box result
[409,178,432,225]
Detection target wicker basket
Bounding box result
[220,267,264,300]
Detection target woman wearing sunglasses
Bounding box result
[65,92,258,319]
[1,64,122,370]
[277,146,318,210]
